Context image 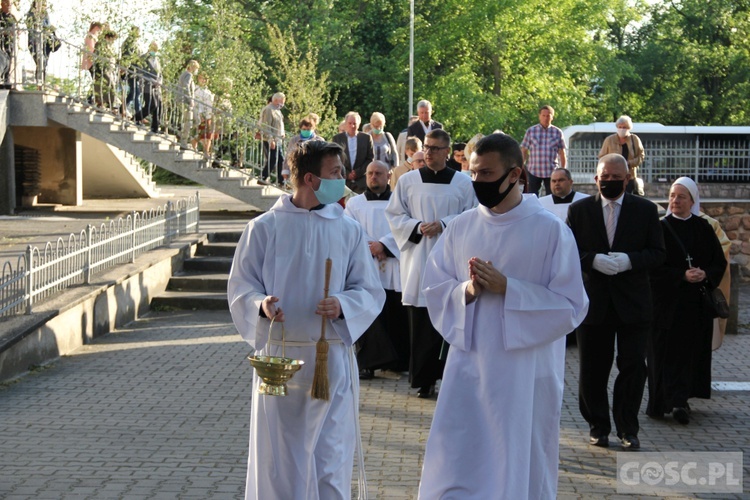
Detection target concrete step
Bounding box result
[167,273,229,292]
[183,256,233,273]
[196,242,237,257]
[151,291,228,311]
[209,231,243,243]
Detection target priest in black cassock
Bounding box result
[647,177,726,425]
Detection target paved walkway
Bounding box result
[1,303,749,499]
[1,187,749,498]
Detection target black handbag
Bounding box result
[663,218,729,319]
[700,285,730,319]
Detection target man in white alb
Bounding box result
[418,133,589,499]
[227,140,384,500]
[538,167,589,220]
[345,161,410,378]
[386,128,475,398]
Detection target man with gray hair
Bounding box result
[407,100,443,143]
[259,92,286,183]
[332,111,374,193]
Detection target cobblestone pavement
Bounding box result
[1,300,749,499]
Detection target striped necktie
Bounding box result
[606,202,618,247]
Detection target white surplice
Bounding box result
[344,192,400,291]
[418,196,589,500]
[227,194,385,500]
[538,190,590,220]
[385,168,475,306]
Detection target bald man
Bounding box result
[345,161,409,378]
[567,153,665,451]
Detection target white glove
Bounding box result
[609,252,633,272]
[592,254,618,276]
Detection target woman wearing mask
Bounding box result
[598,115,645,195]
[369,112,399,168]
[281,114,325,187]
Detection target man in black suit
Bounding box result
[567,153,665,451]
[406,100,443,144]
[333,111,374,193]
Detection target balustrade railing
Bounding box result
[568,138,750,185]
[1,27,289,186]
[0,193,200,318]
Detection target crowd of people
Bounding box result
[228,100,733,499]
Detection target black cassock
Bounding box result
[647,214,727,416]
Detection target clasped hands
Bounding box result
[465,257,507,303]
[592,252,632,276]
[420,221,442,238]
[262,295,342,322]
[684,267,706,283]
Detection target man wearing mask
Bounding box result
[567,153,665,451]
[386,129,475,398]
[418,133,589,500]
[228,140,385,499]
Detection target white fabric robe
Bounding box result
[538,191,590,220]
[227,194,385,500]
[418,196,589,500]
[385,169,475,306]
[344,193,401,291]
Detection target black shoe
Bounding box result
[673,407,690,425]
[589,434,609,448]
[417,385,435,398]
[359,368,374,380]
[620,435,640,450]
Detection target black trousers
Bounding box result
[406,305,446,389]
[577,302,649,438]
[526,172,551,197]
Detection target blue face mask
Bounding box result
[313,176,345,205]
[300,129,313,139]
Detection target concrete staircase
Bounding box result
[151,232,240,311]
[43,95,284,212]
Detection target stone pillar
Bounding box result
[0,126,15,214]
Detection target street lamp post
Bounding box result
[408,0,414,120]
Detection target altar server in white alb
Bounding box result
[227,140,385,500]
[345,160,410,377]
[385,128,476,398]
[418,133,589,499]
[538,167,590,220]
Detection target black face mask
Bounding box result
[599,180,625,199]
[472,168,517,208]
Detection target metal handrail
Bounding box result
[0,193,200,318]
[1,27,290,186]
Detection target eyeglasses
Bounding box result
[424,145,449,153]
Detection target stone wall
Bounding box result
[701,202,750,279]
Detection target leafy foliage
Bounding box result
[147,0,748,142]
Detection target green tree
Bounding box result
[621,0,750,125]
[266,24,338,139]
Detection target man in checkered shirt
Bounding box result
[520,105,567,197]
